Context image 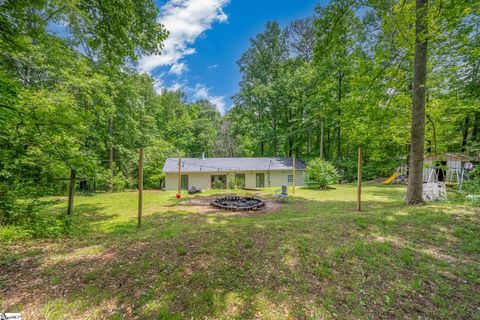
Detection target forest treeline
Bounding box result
[0,0,228,201]
[229,0,479,181]
[1,0,479,216]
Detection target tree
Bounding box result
[233,21,289,156]
[406,0,429,204]
[287,17,316,61]
[0,0,167,218]
[305,159,339,189]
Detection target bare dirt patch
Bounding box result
[178,194,283,216]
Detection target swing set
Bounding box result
[384,154,474,192]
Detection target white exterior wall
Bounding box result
[164,170,305,190]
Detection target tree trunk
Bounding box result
[326,126,331,161]
[273,114,278,156]
[67,169,76,215]
[461,116,470,152]
[336,73,343,164]
[406,0,428,205]
[320,120,324,160]
[288,136,293,157]
[307,131,311,156]
[426,114,436,154]
[108,118,114,191]
[472,112,480,142]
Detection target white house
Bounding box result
[162,157,306,191]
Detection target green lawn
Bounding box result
[1,184,479,319]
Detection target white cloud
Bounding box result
[138,0,229,73]
[153,76,165,93]
[190,83,227,115]
[207,64,219,70]
[168,81,185,92]
[169,62,188,75]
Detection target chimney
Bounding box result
[201,152,205,160]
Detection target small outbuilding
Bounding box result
[162,157,306,191]
[423,153,472,182]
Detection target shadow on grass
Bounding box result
[1,190,479,319]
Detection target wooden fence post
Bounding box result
[177,157,182,198]
[357,146,362,211]
[293,155,296,194]
[138,147,144,228]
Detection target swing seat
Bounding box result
[445,182,458,187]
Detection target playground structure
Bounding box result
[383,164,407,185]
[383,153,475,191]
[422,153,471,186]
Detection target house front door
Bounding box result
[181,175,188,190]
[256,173,265,188]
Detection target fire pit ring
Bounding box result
[210,196,265,211]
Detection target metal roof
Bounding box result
[162,157,307,173]
[424,153,471,161]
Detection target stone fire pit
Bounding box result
[210,196,265,211]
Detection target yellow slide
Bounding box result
[384,172,399,185]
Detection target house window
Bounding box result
[288,175,293,183]
[181,175,188,190]
[211,175,227,189]
[256,173,265,188]
[234,173,245,188]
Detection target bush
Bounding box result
[211,177,226,189]
[305,159,340,189]
[0,196,75,242]
[228,175,245,189]
[0,183,16,225]
[95,168,128,191]
[462,179,480,194]
[469,165,480,180]
[461,166,480,195]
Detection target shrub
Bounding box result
[95,168,128,191]
[228,175,245,189]
[0,183,16,225]
[211,177,226,189]
[469,165,480,180]
[305,159,340,189]
[462,166,480,195]
[462,179,480,194]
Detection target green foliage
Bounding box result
[211,177,226,189]
[469,166,480,180]
[0,197,79,241]
[228,175,245,189]
[94,169,128,192]
[0,183,16,225]
[0,0,226,235]
[305,159,339,189]
[2,0,480,235]
[462,180,480,195]
[461,166,480,195]
[229,0,479,188]
[340,159,398,182]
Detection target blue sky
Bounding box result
[139,0,324,114]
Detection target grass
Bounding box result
[0,183,479,319]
